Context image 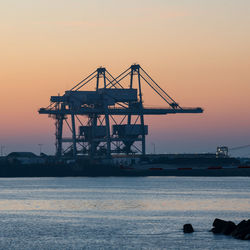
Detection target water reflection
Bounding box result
[0,177,250,249]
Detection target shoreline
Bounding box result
[0,163,250,177]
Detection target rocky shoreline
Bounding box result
[211,218,250,240]
[183,218,250,240]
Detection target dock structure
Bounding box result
[39,64,203,158]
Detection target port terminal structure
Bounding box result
[39,64,203,159]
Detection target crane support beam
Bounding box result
[39,107,203,115]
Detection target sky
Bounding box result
[0,0,250,156]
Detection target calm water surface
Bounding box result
[0,177,249,249]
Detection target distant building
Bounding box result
[7,152,45,165]
[216,146,229,158]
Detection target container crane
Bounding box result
[39,64,203,158]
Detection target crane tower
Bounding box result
[39,64,203,158]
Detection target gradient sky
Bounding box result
[1,0,250,156]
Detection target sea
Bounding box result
[0,177,249,250]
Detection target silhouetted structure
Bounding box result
[39,64,203,158]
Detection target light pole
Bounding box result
[38,144,43,155]
[1,145,5,156]
[151,143,156,154]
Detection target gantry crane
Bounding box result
[39,64,203,158]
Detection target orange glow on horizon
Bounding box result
[1,1,250,154]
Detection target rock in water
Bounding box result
[231,220,250,240]
[183,224,194,233]
[211,219,236,235]
[212,218,228,234]
[211,218,250,240]
[222,221,237,235]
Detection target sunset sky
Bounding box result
[1,0,250,156]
